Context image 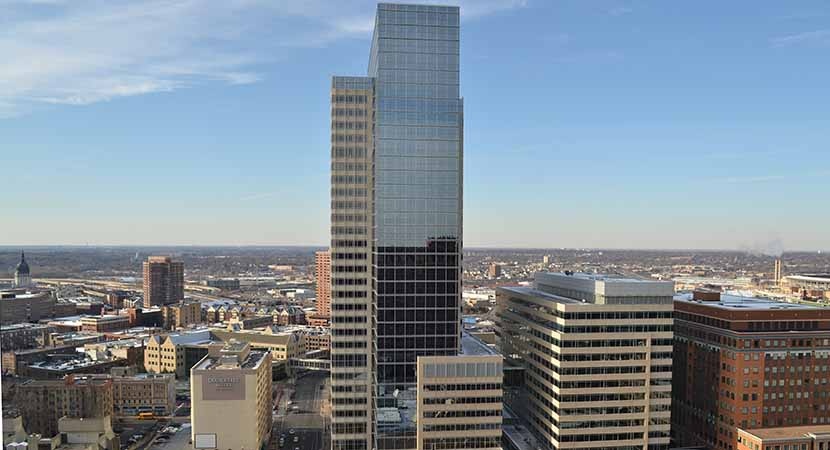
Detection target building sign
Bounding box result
[202,374,245,400]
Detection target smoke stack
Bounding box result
[774,258,783,286]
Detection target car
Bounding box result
[293,436,299,443]
[288,429,295,435]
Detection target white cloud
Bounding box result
[1,0,524,117]
[770,29,830,47]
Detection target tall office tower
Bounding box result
[497,272,675,450]
[316,250,332,317]
[672,290,830,450]
[331,4,463,450]
[142,256,184,308]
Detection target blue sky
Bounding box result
[2,0,829,250]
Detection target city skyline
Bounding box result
[3,0,830,250]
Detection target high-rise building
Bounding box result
[142,256,184,308]
[14,251,32,288]
[315,250,332,318]
[672,290,830,450]
[16,375,114,438]
[190,341,272,450]
[488,263,502,278]
[330,4,463,450]
[497,272,675,450]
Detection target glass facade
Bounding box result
[331,5,463,450]
[370,2,462,388]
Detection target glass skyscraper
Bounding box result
[331,4,462,450]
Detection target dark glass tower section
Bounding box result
[369,5,462,447]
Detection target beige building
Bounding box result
[210,326,306,361]
[112,373,176,416]
[190,341,272,450]
[497,272,674,450]
[162,301,201,329]
[0,289,58,325]
[329,75,376,450]
[416,334,504,450]
[144,329,213,378]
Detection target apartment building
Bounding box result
[497,272,674,450]
[16,375,113,438]
[144,329,214,378]
[738,425,830,450]
[112,373,176,416]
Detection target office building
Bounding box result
[16,375,113,438]
[416,334,503,450]
[672,290,830,450]
[497,272,674,450]
[190,341,272,450]
[0,289,58,325]
[142,256,184,308]
[14,251,32,288]
[737,425,830,450]
[330,4,463,449]
[316,250,332,317]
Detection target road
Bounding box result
[273,372,329,450]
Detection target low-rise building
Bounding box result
[0,323,55,351]
[416,333,504,450]
[210,326,306,361]
[737,425,830,450]
[16,375,114,438]
[112,373,176,417]
[0,289,58,325]
[190,341,272,450]
[162,301,201,329]
[80,315,130,333]
[144,329,214,378]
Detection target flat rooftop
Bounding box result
[460,332,499,356]
[743,424,830,440]
[192,349,267,371]
[786,274,830,282]
[498,285,583,305]
[674,292,819,311]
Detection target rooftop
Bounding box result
[785,274,830,282]
[460,332,499,356]
[743,424,830,440]
[498,285,583,305]
[674,292,819,311]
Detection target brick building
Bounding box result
[673,290,830,450]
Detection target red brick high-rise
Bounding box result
[673,289,830,450]
[142,256,184,308]
[314,250,331,318]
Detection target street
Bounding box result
[272,371,329,450]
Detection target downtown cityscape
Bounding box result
[3,2,830,450]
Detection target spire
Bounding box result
[21,251,25,262]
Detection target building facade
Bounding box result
[0,289,58,325]
[416,335,503,450]
[0,323,55,351]
[16,375,114,438]
[737,425,830,450]
[330,4,463,449]
[162,301,201,329]
[142,256,184,308]
[672,291,830,450]
[144,329,214,378]
[112,373,176,416]
[497,272,674,450]
[316,250,332,318]
[80,315,130,333]
[190,341,272,450]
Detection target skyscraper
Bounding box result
[315,250,332,318]
[142,256,184,308]
[330,4,463,450]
